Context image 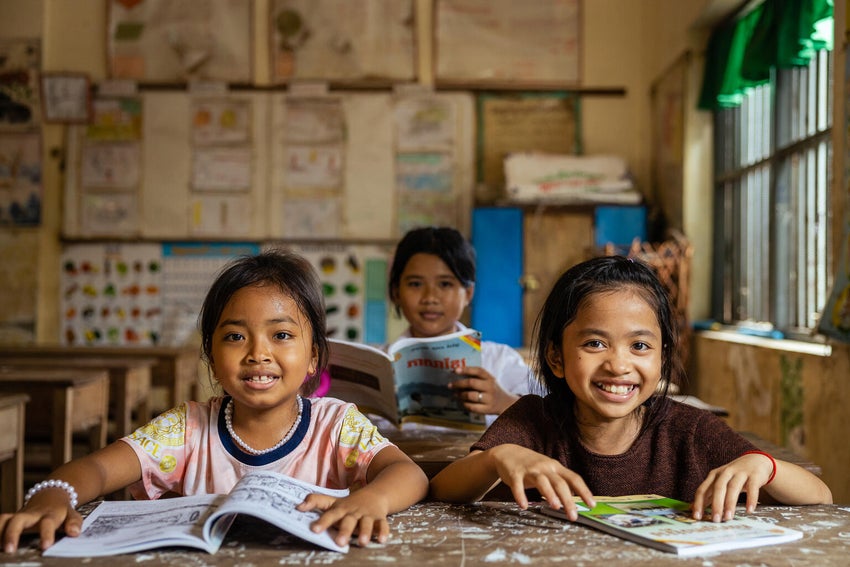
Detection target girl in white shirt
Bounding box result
[387,227,531,424]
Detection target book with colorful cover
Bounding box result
[539,494,803,556]
[326,329,485,429]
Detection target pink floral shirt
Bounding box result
[120,396,391,499]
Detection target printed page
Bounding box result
[44,495,223,557]
[326,338,399,424]
[206,471,350,553]
[390,330,484,428]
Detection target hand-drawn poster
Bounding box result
[80,143,141,188]
[269,0,415,83]
[0,231,38,343]
[651,52,688,231]
[283,145,344,189]
[60,243,163,346]
[107,0,253,83]
[435,0,581,86]
[284,98,345,144]
[191,98,251,145]
[80,192,138,235]
[189,194,251,236]
[40,73,92,123]
[87,98,144,142]
[395,97,456,152]
[0,132,41,225]
[191,147,252,191]
[281,197,340,238]
[477,93,580,201]
[0,39,41,129]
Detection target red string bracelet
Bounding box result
[742,450,777,485]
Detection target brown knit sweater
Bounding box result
[472,395,758,502]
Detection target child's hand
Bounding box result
[691,452,775,522]
[449,366,519,416]
[488,444,595,519]
[298,491,390,548]
[0,495,82,553]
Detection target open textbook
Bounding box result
[44,471,350,557]
[540,494,802,556]
[327,329,485,429]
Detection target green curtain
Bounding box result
[698,0,833,110]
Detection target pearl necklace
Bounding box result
[224,396,302,456]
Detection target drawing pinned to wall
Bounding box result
[284,98,345,144]
[107,0,253,83]
[0,132,41,226]
[0,231,38,343]
[435,0,580,86]
[190,194,251,236]
[60,243,163,346]
[269,0,415,83]
[281,198,340,238]
[80,143,141,188]
[191,98,251,145]
[80,192,138,235]
[394,97,457,151]
[0,39,41,130]
[393,95,466,233]
[191,147,252,191]
[76,97,144,236]
[283,145,344,188]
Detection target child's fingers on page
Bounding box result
[355,516,376,547]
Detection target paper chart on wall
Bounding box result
[191,147,252,191]
[269,0,415,83]
[435,0,580,85]
[80,192,139,235]
[107,0,253,83]
[394,97,457,152]
[60,243,163,346]
[0,39,41,130]
[281,198,340,238]
[0,132,42,226]
[80,143,141,188]
[191,99,252,145]
[189,194,252,236]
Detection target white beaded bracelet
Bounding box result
[24,479,79,509]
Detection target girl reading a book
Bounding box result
[387,226,531,424]
[1,250,428,554]
[429,256,832,521]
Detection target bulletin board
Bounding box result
[106,0,254,83]
[435,0,581,87]
[650,52,688,232]
[476,92,580,201]
[269,0,416,83]
[63,90,475,241]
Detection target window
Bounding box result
[712,48,832,336]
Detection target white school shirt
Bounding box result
[387,322,532,425]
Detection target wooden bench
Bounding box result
[0,393,29,512]
[0,367,109,470]
[0,345,200,413]
[0,356,156,439]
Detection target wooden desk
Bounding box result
[0,393,28,512]
[0,356,155,439]
[382,427,822,479]
[0,345,200,412]
[0,367,109,470]
[3,502,849,565]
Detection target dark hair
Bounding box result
[531,255,683,436]
[198,249,328,395]
[388,226,476,310]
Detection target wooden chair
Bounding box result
[0,393,29,512]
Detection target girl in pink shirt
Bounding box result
[1,250,428,554]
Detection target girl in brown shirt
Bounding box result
[430,256,832,522]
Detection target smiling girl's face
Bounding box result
[545,287,662,428]
[210,283,317,415]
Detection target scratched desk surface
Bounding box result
[4,502,849,566]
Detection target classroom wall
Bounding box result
[4,0,848,504]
